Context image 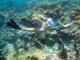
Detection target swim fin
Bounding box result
[7,19,21,30]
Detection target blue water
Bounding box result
[0,0,62,12]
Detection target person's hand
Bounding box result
[40,14,43,17]
[32,17,38,20]
[40,14,47,19]
[58,20,60,23]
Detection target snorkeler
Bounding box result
[7,18,74,32]
[7,10,74,32]
[7,14,57,32]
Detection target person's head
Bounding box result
[53,12,59,18]
[53,9,60,18]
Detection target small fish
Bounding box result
[58,38,64,50]
[73,40,77,50]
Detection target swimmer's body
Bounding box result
[7,14,56,32]
[7,13,74,32]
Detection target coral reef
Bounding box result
[7,49,46,60]
[0,0,80,60]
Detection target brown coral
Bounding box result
[7,49,46,60]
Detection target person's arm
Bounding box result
[58,21,74,27]
[32,17,43,28]
[40,14,47,20]
[22,27,35,31]
[32,17,43,23]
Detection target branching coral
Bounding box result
[33,2,57,11]
[70,7,80,20]
[70,11,79,19]
[75,20,80,24]
[75,16,80,20]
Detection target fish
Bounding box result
[58,38,64,50]
[57,38,68,59]
[73,39,79,56]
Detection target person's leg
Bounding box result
[22,27,44,32]
[22,27,35,31]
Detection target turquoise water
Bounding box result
[0,0,80,60]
